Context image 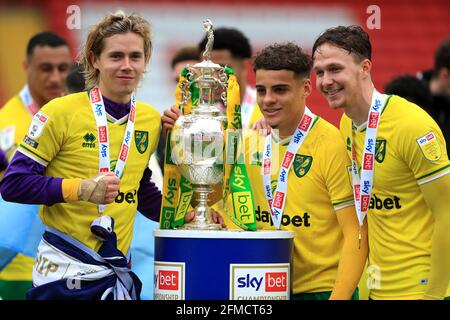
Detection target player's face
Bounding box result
[26,45,71,105]
[256,69,311,136]
[92,32,146,103]
[313,43,367,110]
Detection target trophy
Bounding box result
[170,19,228,230]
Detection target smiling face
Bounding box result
[91,32,146,103]
[25,45,71,107]
[313,43,371,110]
[256,69,311,137]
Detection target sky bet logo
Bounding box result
[237,272,287,292]
[153,262,185,300]
[230,264,290,299]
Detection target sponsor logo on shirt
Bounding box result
[369,194,401,210]
[416,131,441,161]
[23,135,38,148]
[82,132,96,148]
[28,112,49,139]
[114,189,137,204]
[255,206,311,227]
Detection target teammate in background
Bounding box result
[163,42,369,300]
[0,31,71,300]
[0,11,163,300]
[312,25,450,299]
[417,37,450,155]
[384,75,432,110]
[198,27,262,130]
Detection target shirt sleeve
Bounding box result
[137,167,162,222]
[398,113,450,185]
[16,100,65,167]
[0,151,64,205]
[320,124,354,212]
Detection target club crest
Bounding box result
[375,139,387,163]
[293,154,313,178]
[135,130,149,154]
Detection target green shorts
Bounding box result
[292,288,359,300]
[0,280,32,300]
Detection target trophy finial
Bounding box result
[202,19,214,61]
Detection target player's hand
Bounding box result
[251,117,271,135]
[161,106,181,139]
[78,172,120,204]
[185,208,226,228]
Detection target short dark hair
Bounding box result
[26,31,68,58]
[312,25,372,62]
[434,37,450,73]
[198,27,252,60]
[170,46,200,69]
[384,75,432,109]
[253,42,312,78]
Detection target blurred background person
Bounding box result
[417,37,450,155]
[384,74,433,110]
[0,31,71,300]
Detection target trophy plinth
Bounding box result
[170,19,227,230]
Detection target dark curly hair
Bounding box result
[253,42,311,78]
[198,27,251,59]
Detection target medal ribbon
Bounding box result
[262,106,315,229]
[89,86,137,213]
[350,88,387,226]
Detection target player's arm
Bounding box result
[0,152,119,205]
[136,167,162,222]
[420,173,450,299]
[330,206,368,300]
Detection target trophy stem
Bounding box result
[182,185,222,230]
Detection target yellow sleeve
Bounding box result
[320,122,354,211]
[62,178,81,201]
[330,206,368,299]
[420,173,450,299]
[398,110,450,184]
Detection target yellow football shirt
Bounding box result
[0,95,33,159]
[340,95,450,300]
[0,94,35,281]
[235,116,354,294]
[17,92,161,254]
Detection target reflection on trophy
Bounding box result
[170,19,227,230]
